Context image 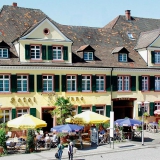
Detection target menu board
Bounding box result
[90,128,98,145]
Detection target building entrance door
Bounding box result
[42,108,53,132]
[113,99,134,120]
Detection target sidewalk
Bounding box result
[1,131,160,160]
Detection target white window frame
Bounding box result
[0,75,10,92]
[0,48,8,58]
[82,75,91,92]
[0,109,11,123]
[17,109,29,117]
[96,75,105,91]
[30,45,41,60]
[67,75,77,92]
[118,53,127,62]
[43,75,54,92]
[53,46,63,60]
[84,52,93,61]
[142,103,150,114]
[118,76,130,91]
[155,102,160,110]
[142,76,149,91]
[17,75,28,92]
[95,106,105,116]
[81,107,90,112]
[155,52,160,64]
[155,76,160,91]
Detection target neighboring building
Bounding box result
[0,3,160,132]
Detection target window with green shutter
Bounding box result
[92,75,96,92]
[63,46,68,60]
[131,76,136,91]
[78,106,82,114]
[106,105,111,117]
[25,45,30,60]
[106,75,111,91]
[62,75,66,92]
[78,75,82,92]
[54,75,59,92]
[92,106,96,112]
[48,46,52,60]
[151,51,155,63]
[112,76,117,91]
[30,108,36,117]
[150,102,155,116]
[150,76,155,91]
[138,108,142,117]
[42,45,46,60]
[29,75,34,92]
[12,109,16,119]
[11,75,17,92]
[37,75,42,92]
[138,76,142,91]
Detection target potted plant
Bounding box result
[26,129,35,153]
[50,97,73,125]
[0,125,7,155]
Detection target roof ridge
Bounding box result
[3,5,42,11]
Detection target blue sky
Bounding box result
[1,0,160,27]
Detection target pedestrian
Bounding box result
[57,141,64,160]
[68,142,74,160]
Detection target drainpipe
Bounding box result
[111,67,113,111]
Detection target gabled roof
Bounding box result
[135,28,160,50]
[2,5,160,67]
[112,47,129,54]
[77,45,95,52]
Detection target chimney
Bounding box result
[12,2,17,7]
[125,10,131,20]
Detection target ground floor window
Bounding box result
[81,107,90,112]
[155,102,160,110]
[96,106,105,116]
[17,109,28,117]
[0,109,11,123]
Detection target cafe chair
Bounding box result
[45,139,51,149]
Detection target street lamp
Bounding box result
[138,101,149,145]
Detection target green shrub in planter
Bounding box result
[26,129,35,153]
[0,128,7,154]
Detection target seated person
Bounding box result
[44,134,50,142]
[52,132,58,142]
[36,132,42,141]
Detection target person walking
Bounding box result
[68,142,74,160]
[57,141,64,160]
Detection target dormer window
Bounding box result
[118,53,127,62]
[84,52,93,61]
[0,48,8,58]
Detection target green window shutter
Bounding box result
[37,75,42,92]
[150,102,155,116]
[150,76,155,91]
[48,46,52,60]
[106,76,111,91]
[12,109,16,119]
[54,75,59,92]
[62,75,66,92]
[78,75,82,92]
[78,106,82,114]
[151,51,155,63]
[29,75,34,92]
[63,46,68,60]
[25,45,30,60]
[30,108,36,117]
[138,108,142,117]
[92,75,96,92]
[138,76,142,91]
[112,76,117,91]
[42,45,46,60]
[131,76,136,91]
[106,105,111,117]
[11,75,17,92]
[92,106,96,112]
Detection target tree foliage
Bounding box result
[50,97,73,124]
